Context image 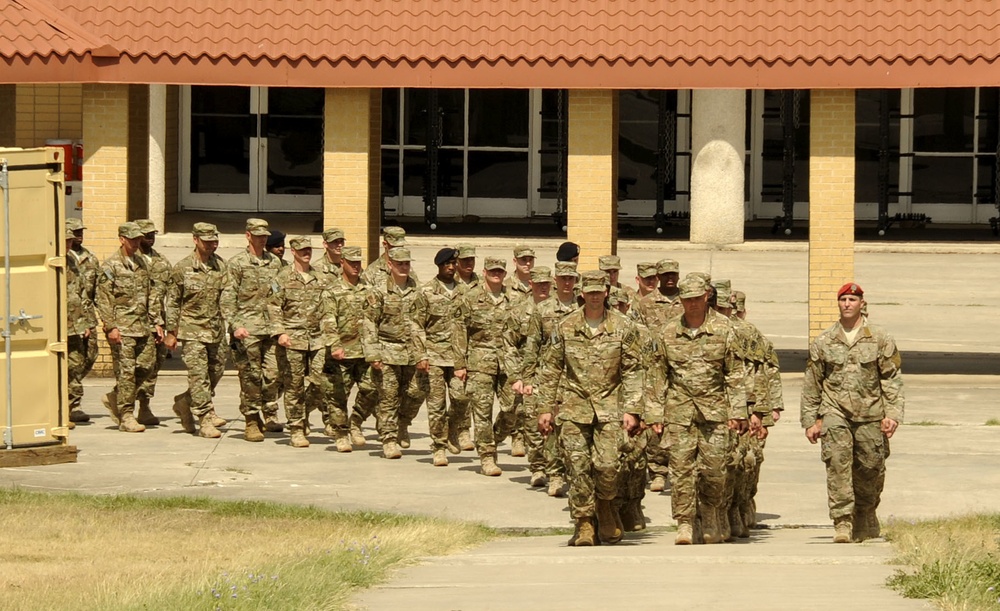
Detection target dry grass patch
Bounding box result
[885,514,1000,611]
[0,488,494,610]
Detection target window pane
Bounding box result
[402,149,463,197]
[468,151,527,198]
[911,156,972,204]
[540,89,567,150]
[265,89,323,196]
[190,86,251,194]
[268,88,323,116]
[404,89,464,147]
[976,154,997,205]
[381,89,400,145]
[191,86,248,114]
[913,88,975,153]
[402,150,425,197]
[381,149,399,198]
[855,90,900,203]
[760,90,810,202]
[978,87,999,154]
[468,90,529,148]
[619,90,671,201]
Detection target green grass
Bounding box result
[0,488,496,611]
[985,418,1000,426]
[885,514,1000,611]
[905,420,946,426]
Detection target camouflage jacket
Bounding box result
[66,252,96,335]
[454,286,517,375]
[165,252,228,344]
[457,272,481,293]
[68,247,99,329]
[268,266,332,351]
[96,248,158,337]
[636,290,683,331]
[326,277,368,360]
[535,308,645,424]
[361,277,428,365]
[419,277,465,367]
[519,296,579,384]
[503,295,541,378]
[503,275,532,306]
[140,248,172,328]
[728,315,771,413]
[658,309,748,425]
[361,255,419,288]
[220,248,283,336]
[801,321,904,426]
[313,252,343,284]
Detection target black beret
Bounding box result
[266,230,286,249]
[555,241,580,262]
[434,247,459,266]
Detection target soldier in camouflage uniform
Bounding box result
[501,245,536,457]
[164,223,229,439]
[517,261,579,496]
[361,247,429,458]
[634,261,658,299]
[454,257,518,477]
[220,218,285,442]
[268,236,334,448]
[536,270,646,547]
[96,222,163,433]
[361,226,419,287]
[801,282,904,543]
[128,219,171,426]
[452,242,480,451]
[65,226,95,428]
[419,247,469,466]
[599,255,639,307]
[66,218,99,424]
[311,227,347,434]
[327,246,378,451]
[657,276,748,545]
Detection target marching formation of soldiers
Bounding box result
[65,218,902,548]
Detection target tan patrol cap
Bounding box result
[678,276,707,298]
[322,228,345,243]
[636,262,658,278]
[733,290,746,313]
[382,226,407,246]
[608,286,629,306]
[579,270,609,293]
[65,227,75,239]
[118,222,143,239]
[192,222,220,241]
[341,245,363,262]
[554,261,578,277]
[288,235,312,250]
[686,271,711,284]
[66,218,86,232]
[656,259,679,274]
[484,256,506,270]
[456,243,476,258]
[712,279,732,303]
[598,255,621,271]
[388,247,412,262]
[530,266,553,283]
[246,218,270,236]
[513,244,536,258]
[135,219,158,234]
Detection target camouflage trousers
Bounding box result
[560,418,624,519]
[372,364,428,443]
[321,356,373,434]
[617,427,651,503]
[283,347,325,430]
[726,431,752,516]
[137,340,168,403]
[109,334,157,415]
[67,331,98,410]
[179,340,226,418]
[666,417,732,522]
[820,414,889,521]
[465,371,517,458]
[525,395,565,477]
[426,365,468,451]
[646,429,671,479]
[231,335,281,419]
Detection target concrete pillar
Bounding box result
[690,89,745,245]
[324,88,381,264]
[82,84,129,261]
[566,89,618,272]
[808,90,856,339]
[147,84,167,233]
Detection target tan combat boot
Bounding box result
[833,517,853,543]
[102,391,121,425]
[458,429,475,451]
[446,429,461,455]
[69,408,90,423]
[172,393,196,434]
[263,413,284,433]
[853,508,880,541]
[119,412,146,433]
[208,409,227,428]
[510,435,526,457]
[480,455,502,477]
[382,440,402,459]
[198,414,222,439]
[674,522,694,545]
[730,505,749,539]
[397,423,411,449]
[649,475,667,492]
[529,471,547,488]
[547,476,565,497]
[720,506,733,542]
[334,435,353,453]
[701,507,721,544]
[432,448,448,467]
[244,416,265,443]
[572,518,596,547]
[623,500,646,532]
[349,421,366,447]
[289,426,310,448]
[595,499,623,544]
[136,397,160,426]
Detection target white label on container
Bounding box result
[34,428,46,437]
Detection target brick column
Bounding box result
[324,88,382,264]
[567,89,618,272]
[808,90,855,339]
[82,84,129,261]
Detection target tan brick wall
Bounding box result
[0,85,15,146]
[324,88,381,264]
[82,84,130,261]
[808,89,856,339]
[567,89,618,272]
[13,84,83,147]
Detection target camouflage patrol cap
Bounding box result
[678,276,708,299]
[65,227,75,239]
[712,279,732,304]
[636,262,658,278]
[456,243,476,258]
[341,245,363,262]
[322,228,345,243]
[656,259,679,274]
[192,222,220,241]
[733,290,746,313]
[513,244,536,258]
[388,247,412,262]
[530,266,553,283]
[382,226,407,246]
[686,271,711,284]
[484,256,506,270]
[288,235,312,250]
[554,261,578,278]
[118,221,143,239]
[599,255,622,271]
[608,286,629,306]
[246,218,270,236]
[66,218,86,232]
[579,270,609,293]
[135,219,158,234]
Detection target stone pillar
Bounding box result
[82,84,129,261]
[690,89,745,245]
[147,84,167,233]
[567,89,618,272]
[808,90,856,339]
[324,88,381,264]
